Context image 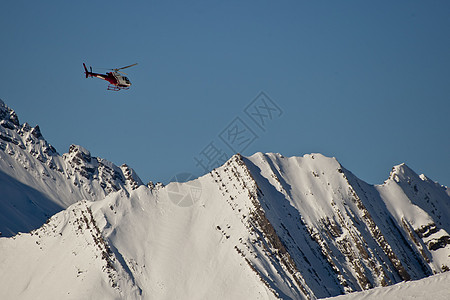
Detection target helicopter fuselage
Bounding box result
[83,63,133,91]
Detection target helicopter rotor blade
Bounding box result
[116,63,138,71]
[117,70,128,75]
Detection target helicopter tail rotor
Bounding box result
[83,63,89,78]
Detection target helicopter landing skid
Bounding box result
[107,84,129,91]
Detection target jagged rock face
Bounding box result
[1,100,57,163]
[120,164,143,191]
[0,100,20,127]
[0,100,144,237]
[62,144,144,196]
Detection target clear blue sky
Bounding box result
[1,1,449,186]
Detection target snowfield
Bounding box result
[323,271,450,299]
[1,99,449,299]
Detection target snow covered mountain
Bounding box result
[0,99,143,236]
[0,99,449,299]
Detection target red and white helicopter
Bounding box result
[83,63,137,91]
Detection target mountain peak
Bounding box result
[66,144,92,164]
[388,163,419,183]
[0,99,20,127]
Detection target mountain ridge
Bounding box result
[0,99,144,236]
[1,99,449,299]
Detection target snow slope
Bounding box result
[323,271,450,300]
[0,99,449,299]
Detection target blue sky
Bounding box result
[1,1,449,186]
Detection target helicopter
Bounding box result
[83,63,137,91]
